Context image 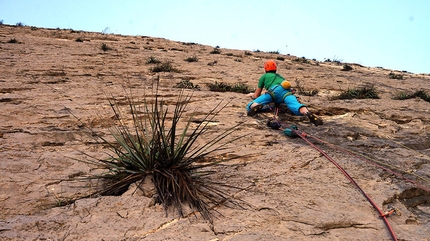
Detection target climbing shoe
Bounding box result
[306,112,323,126]
[247,104,263,116]
[267,119,281,129]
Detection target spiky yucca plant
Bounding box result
[81,84,244,222]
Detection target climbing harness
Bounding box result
[267,85,294,103]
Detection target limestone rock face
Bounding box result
[0,25,429,241]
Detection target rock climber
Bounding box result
[246,59,323,126]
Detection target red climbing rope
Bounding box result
[290,128,398,241]
[305,134,430,193]
[265,106,398,240]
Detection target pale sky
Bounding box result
[1,0,429,74]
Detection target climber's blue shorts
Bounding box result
[246,85,306,116]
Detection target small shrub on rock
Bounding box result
[341,64,353,71]
[150,61,180,73]
[101,43,111,51]
[147,56,161,64]
[184,56,198,62]
[388,72,404,80]
[332,85,379,100]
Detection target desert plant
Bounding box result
[182,42,197,46]
[16,22,24,27]
[174,79,200,90]
[341,64,353,71]
[295,79,318,96]
[210,47,221,54]
[184,56,198,62]
[332,55,343,64]
[101,43,111,51]
[102,27,110,34]
[150,61,180,73]
[207,81,253,94]
[7,38,19,44]
[293,57,310,64]
[394,90,430,102]
[75,82,245,222]
[393,92,409,100]
[276,56,285,61]
[0,20,3,25]
[332,85,379,100]
[388,72,404,80]
[268,50,280,54]
[393,91,414,100]
[230,83,253,94]
[207,82,231,92]
[414,90,430,102]
[146,56,161,64]
[207,60,218,66]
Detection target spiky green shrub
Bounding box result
[389,72,404,80]
[150,61,180,73]
[77,83,244,222]
[207,60,218,66]
[332,85,379,100]
[147,56,161,64]
[341,64,353,71]
[210,47,221,54]
[393,92,409,100]
[182,42,197,46]
[293,57,310,64]
[184,56,198,62]
[7,38,19,44]
[230,83,253,94]
[207,81,253,94]
[413,90,430,102]
[295,79,318,96]
[394,90,430,102]
[101,43,110,51]
[174,79,200,90]
[207,82,230,92]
